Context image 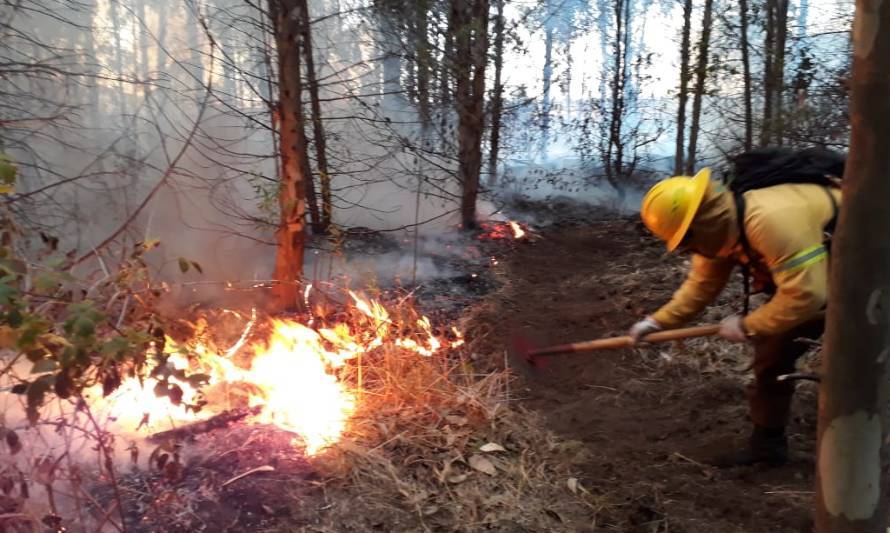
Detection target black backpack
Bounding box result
[724,146,844,314]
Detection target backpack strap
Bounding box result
[823,186,839,237]
[732,191,753,316]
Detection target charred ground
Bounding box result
[474,212,821,532]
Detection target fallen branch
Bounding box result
[221,465,275,488]
[148,406,263,443]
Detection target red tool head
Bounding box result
[506,329,550,378]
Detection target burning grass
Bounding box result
[41,289,593,531]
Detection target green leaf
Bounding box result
[58,346,76,368]
[6,309,23,328]
[44,257,66,270]
[34,272,62,294]
[0,154,17,187]
[100,337,130,359]
[16,317,49,350]
[178,258,190,273]
[26,376,52,423]
[30,359,57,374]
[71,316,95,339]
[0,282,19,307]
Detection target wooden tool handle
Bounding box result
[532,324,721,356]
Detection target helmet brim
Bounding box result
[665,167,711,251]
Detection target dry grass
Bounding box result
[15,289,601,532]
[296,297,601,532]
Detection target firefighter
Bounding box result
[628,167,841,467]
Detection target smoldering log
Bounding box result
[147,406,263,443]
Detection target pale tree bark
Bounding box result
[674,0,692,175]
[452,0,489,230]
[814,0,890,530]
[82,1,101,127]
[376,8,402,112]
[487,0,506,187]
[439,7,454,107]
[739,0,753,150]
[297,0,332,233]
[271,0,309,310]
[109,0,126,116]
[136,0,149,83]
[540,0,555,160]
[155,4,168,76]
[685,0,713,175]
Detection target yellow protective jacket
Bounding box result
[651,181,841,336]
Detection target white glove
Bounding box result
[628,317,662,344]
[719,315,750,343]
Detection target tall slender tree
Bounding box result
[297,0,332,233]
[815,0,890,528]
[739,0,754,150]
[487,0,506,187]
[685,0,714,174]
[451,0,489,229]
[270,0,310,310]
[674,0,693,175]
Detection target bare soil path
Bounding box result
[482,217,818,532]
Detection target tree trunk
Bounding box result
[606,0,630,184]
[674,0,693,175]
[452,0,489,230]
[414,0,432,127]
[109,0,125,116]
[220,25,239,99]
[760,0,777,145]
[439,8,454,107]
[541,6,555,161]
[137,0,149,83]
[613,0,632,181]
[772,0,789,145]
[83,1,101,128]
[685,0,713,175]
[487,0,506,187]
[739,0,753,150]
[814,0,890,528]
[271,0,309,310]
[297,0,332,233]
[379,14,402,112]
[155,4,168,76]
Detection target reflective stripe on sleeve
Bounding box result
[771,244,828,274]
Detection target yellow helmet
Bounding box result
[640,167,711,251]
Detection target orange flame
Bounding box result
[97,294,461,455]
[508,221,526,239]
[478,220,529,240]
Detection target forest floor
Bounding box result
[469,212,821,532]
[92,208,824,533]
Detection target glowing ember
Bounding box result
[97,294,462,455]
[478,220,530,240]
[508,221,526,239]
